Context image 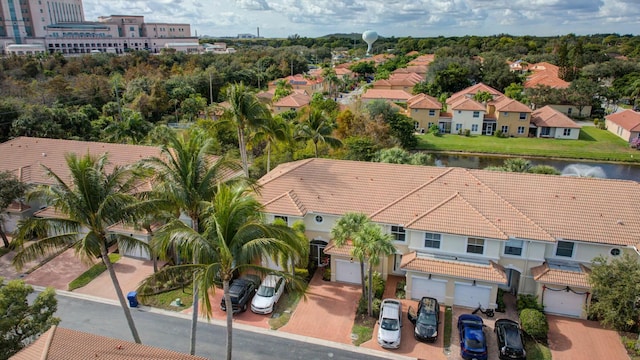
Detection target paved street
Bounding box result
[47,290,407,360]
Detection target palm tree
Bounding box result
[357,223,395,317]
[12,153,146,343]
[250,115,292,173]
[143,183,307,360]
[137,129,241,355]
[502,158,533,172]
[225,82,271,177]
[295,109,343,157]
[331,212,370,298]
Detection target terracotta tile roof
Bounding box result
[530,62,559,73]
[492,97,531,113]
[34,206,66,219]
[393,66,428,77]
[6,201,30,212]
[272,92,311,108]
[448,83,503,104]
[257,158,640,246]
[11,325,208,360]
[407,94,441,110]
[106,222,161,236]
[605,110,640,132]
[372,73,422,88]
[531,106,581,129]
[448,97,486,112]
[0,137,162,186]
[408,54,435,66]
[524,72,570,89]
[531,262,591,288]
[401,252,508,284]
[334,68,353,76]
[361,89,413,102]
[323,239,355,257]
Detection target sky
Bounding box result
[82,0,640,39]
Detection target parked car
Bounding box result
[495,319,526,360]
[408,296,440,342]
[251,274,285,314]
[458,314,488,360]
[220,275,260,313]
[377,299,402,349]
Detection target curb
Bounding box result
[41,286,417,360]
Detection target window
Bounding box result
[501,125,509,133]
[414,121,419,129]
[456,124,462,131]
[424,233,441,248]
[429,109,436,116]
[504,239,523,256]
[391,226,405,242]
[314,215,323,224]
[556,241,575,257]
[563,128,571,136]
[274,215,288,224]
[610,248,621,256]
[471,124,478,132]
[467,238,484,254]
[517,126,525,134]
[567,108,572,115]
[540,127,550,136]
[519,112,527,120]
[473,111,480,118]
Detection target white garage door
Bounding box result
[544,289,585,317]
[454,283,491,309]
[410,276,446,302]
[335,260,361,284]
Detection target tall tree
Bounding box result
[225,82,271,177]
[295,109,342,157]
[251,115,292,173]
[0,171,27,248]
[357,223,394,317]
[0,280,60,359]
[331,212,370,298]
[143,183,307,360]
[12,153,147,344]
[137,129,241,355]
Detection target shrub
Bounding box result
[322,267,331,281]
[496,288,506,312]
[494,129,503,138]
[621,336,640,356]
[593,118,599,126]
[294,267,309,282]
[517,294,544,313]
[428,124,440,135]
[365,271,385,299]
[630,137,640,149]
[371,298,382,318]
[520,308,548,341]
[356,296,367,316]
[396,280,406,299]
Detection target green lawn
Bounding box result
[443,306,453,349]
[138,285,194,311]
[269,291,303,330]
[68,254,121,291]
[416,127,640,163]
[525,338,553,360]
[351,316,375,346]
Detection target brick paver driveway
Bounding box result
[23,248,90,290]
[361,299,447,360]
[547,315,628,360]
[74,257,156,300]
[280,271,361,344]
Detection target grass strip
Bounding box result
[68,253,121,291]
[443,306,453,349]
[139,285,194,311]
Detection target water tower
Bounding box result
[362,30,378,55]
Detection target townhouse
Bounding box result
[605,109,640,142]
[257,158,640,318]
[406,94,442,132]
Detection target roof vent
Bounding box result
[617,219,624,225]
[42,152,46,157]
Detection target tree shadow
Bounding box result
[578,131,596,141]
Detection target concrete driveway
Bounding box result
[547,315,629,360]
[361,299,447,360]
[280,271,361,344]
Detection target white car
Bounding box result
[377,299,402,349]
[250,275,285,314]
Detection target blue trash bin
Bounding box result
[127,291,138,307]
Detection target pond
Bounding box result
[430,153,640,181]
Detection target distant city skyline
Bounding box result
[82,0,640,39]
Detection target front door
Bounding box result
[310,239,327,266]
[484,123,494,135]
[507,269,521,295]
[392,254,404,274]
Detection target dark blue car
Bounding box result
[458,314,488,360]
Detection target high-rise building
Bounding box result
[0,0,198,55]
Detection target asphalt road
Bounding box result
[48,291,399,360]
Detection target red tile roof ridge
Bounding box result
[466,170,556,242]
[369,168,455,219]
[405,191,509,240]
[399,251,417,268]
[261,189,306,216]
[257,158,315,187]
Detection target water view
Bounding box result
[431,153,640,181]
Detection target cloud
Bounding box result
[236,0,271,10]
